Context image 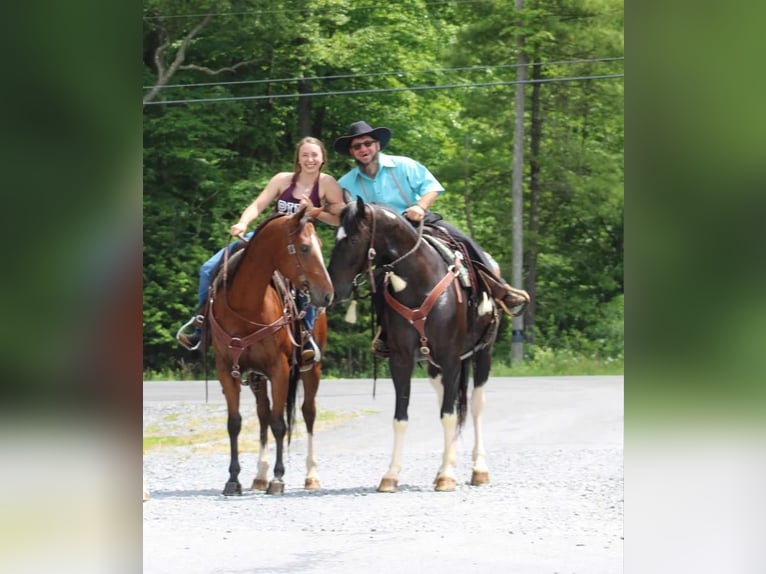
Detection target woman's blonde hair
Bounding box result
[293,136,327,175]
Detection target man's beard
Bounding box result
[354,151,379,173]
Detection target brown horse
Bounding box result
[206,205,333,496]
[328,198,503,492]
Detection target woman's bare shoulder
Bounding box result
[319,172,340,183]
[271,171,295,183]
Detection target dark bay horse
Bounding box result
[207,205,333,496]
[327,198,501,492]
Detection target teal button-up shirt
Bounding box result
[338,152,444,214]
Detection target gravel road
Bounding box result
[143,376,623,574]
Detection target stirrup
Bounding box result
[370,326,390,358]
[176,314,204,351]
[496,286,530,318]
[299,332,321,371]
[496,299,526,318]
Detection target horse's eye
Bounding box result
[300,245,311,254]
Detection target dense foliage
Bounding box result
[143,0,623,377]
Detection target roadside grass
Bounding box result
[145,348,623,381]
[495,349,624,377]
[143,407,377,453]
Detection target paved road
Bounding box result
[144,376,623,573]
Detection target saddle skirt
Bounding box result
[422,225,502,304]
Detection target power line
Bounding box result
[143,0,492,21]
[143,1,622,22]
[144,73,624,106]
[145,56,623,91]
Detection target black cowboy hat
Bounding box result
[333,120,392,156]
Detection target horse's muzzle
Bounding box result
[309,288,334,308]
[330,282,353,304]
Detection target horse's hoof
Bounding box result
[434,476,457,492]
[377,477,398,493]
[223,481,242,496]
[471,470,490,486]
[251,478,268,491]
[267,480,285,495]
[304,477,321,490]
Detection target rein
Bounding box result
[363,205,424,294]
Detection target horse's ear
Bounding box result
[296,203,309,220]
[356,196,365,211]
[306,206,323,221]
[342,188,353,204]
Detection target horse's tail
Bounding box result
[286,359,300,446]
[457,358,471,431]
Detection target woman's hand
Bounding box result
[230,222,248,237]
[299,197,313,210]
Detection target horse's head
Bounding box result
[327,197,376,302]
[271,204,334,307]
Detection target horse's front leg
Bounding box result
[300,368,321,490]
[217,368,243,496]
[432,359,462,492]
[266,367,290,495]
[249,374,270,491]
[378,358,413,493]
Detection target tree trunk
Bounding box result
[525,61,543,343]
[463,132,475,237]
[298,78,312,137]
[510,0,527,362]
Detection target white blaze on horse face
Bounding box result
[310,232,323,260]
[310,232,332,283]
[336,226,347,242]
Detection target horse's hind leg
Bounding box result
[250,375,271,491]
[300,369,321,490]
[470,350,492,486]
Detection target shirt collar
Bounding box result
[378,152,395,167]
[353,152,394,180]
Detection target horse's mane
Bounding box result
[241,210,309,257]
[218,209,308,291]
[341,200,418,240]
[339,198,365,235]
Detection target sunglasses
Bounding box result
[350,140,377,151]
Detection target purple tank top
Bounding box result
[275,176,321,215]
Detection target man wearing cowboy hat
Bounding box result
[334,120,530,336]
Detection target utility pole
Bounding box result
[511,0,527,362]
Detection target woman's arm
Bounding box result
[316,174,345,226]
[229,173,288,236]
